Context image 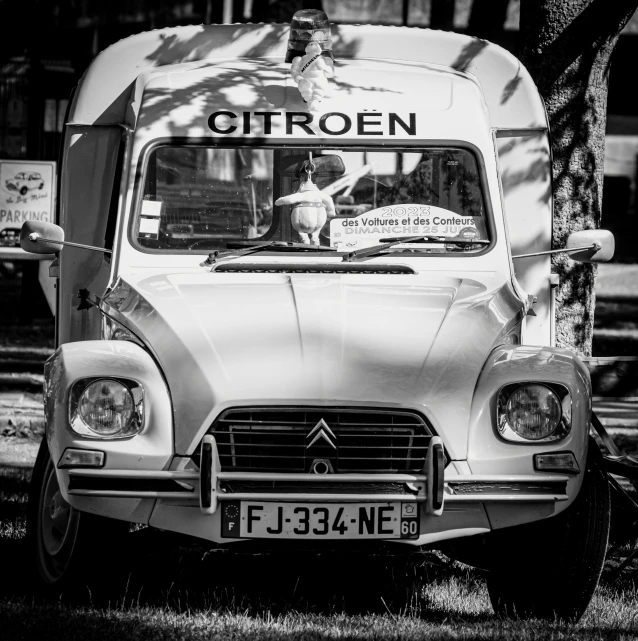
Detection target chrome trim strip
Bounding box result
[217,493,424,502]
[447,475,570,482]
[445,494,568,502]
[67,469,199,480]
[67,490,195,499]
[216,472,427,482]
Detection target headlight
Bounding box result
[497,383,571,443]
[69,378,144,438]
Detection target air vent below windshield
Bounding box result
[212,262,415,274]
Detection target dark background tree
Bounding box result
[430,0,456,31]
[467,0,511,42]
[519,0,638,355]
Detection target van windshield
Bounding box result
[134,146,489,254]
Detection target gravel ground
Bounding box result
[0,437,39,468]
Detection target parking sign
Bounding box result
[0,160,56,237]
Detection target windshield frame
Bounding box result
[127,137,497,259]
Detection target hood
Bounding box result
[103,270,523,459]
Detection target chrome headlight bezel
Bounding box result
[69,377,145,439]
[496,382,572,444]
[101,314,145,347]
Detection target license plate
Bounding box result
[221,501,420,539]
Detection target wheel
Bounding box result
[39,182,44,189]
[486,439,610,621]
[27,438,128,592]
[20,186,28,195]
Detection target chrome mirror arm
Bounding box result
[512,243,600,260]
[27,232,112,255]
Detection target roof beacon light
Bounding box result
[287,9,334,113]
[286,9,334,63]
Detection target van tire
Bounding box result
[27,438,128,594]
[20,186,27,195]
[486,439,610,622]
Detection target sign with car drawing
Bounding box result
[0,160,56,237]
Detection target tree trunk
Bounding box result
[519,0,637,356]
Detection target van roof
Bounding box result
[131,58,493,145]
[69,23,547,132]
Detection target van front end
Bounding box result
[45,315,590,549]
[25,19,610,621]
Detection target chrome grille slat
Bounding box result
[221,443,426,448]
[217,421,424,427]
[207,407,433,474]
[223,453,422,460]
[217,434,430,441]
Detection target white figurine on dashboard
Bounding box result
[275,175,335,244]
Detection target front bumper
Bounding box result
[61,435,572,546]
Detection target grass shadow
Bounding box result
[0,516,493,623]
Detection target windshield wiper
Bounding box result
[202,241,335,267]
[225,240,335,251]
[380,237,490,245]
[342,236,490,262]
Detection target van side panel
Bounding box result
[58,126,122,345]
[497,132,553,346]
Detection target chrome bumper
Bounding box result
[65,435,570,512]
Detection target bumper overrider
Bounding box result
[46,341,585,547]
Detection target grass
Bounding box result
[0,465,29,540]
[1,582,638,640]
[1,463,638,640]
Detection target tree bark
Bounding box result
[519,0,637,356]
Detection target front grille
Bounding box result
[206,407,433,473]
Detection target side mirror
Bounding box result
[566,229,614,263]
[20,220,64,254]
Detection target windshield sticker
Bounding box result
[329,204,486,251]
[141,200,163,218]
[138,199,163,240]
[138,216,160,239]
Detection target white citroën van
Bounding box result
[20,11,616,621]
